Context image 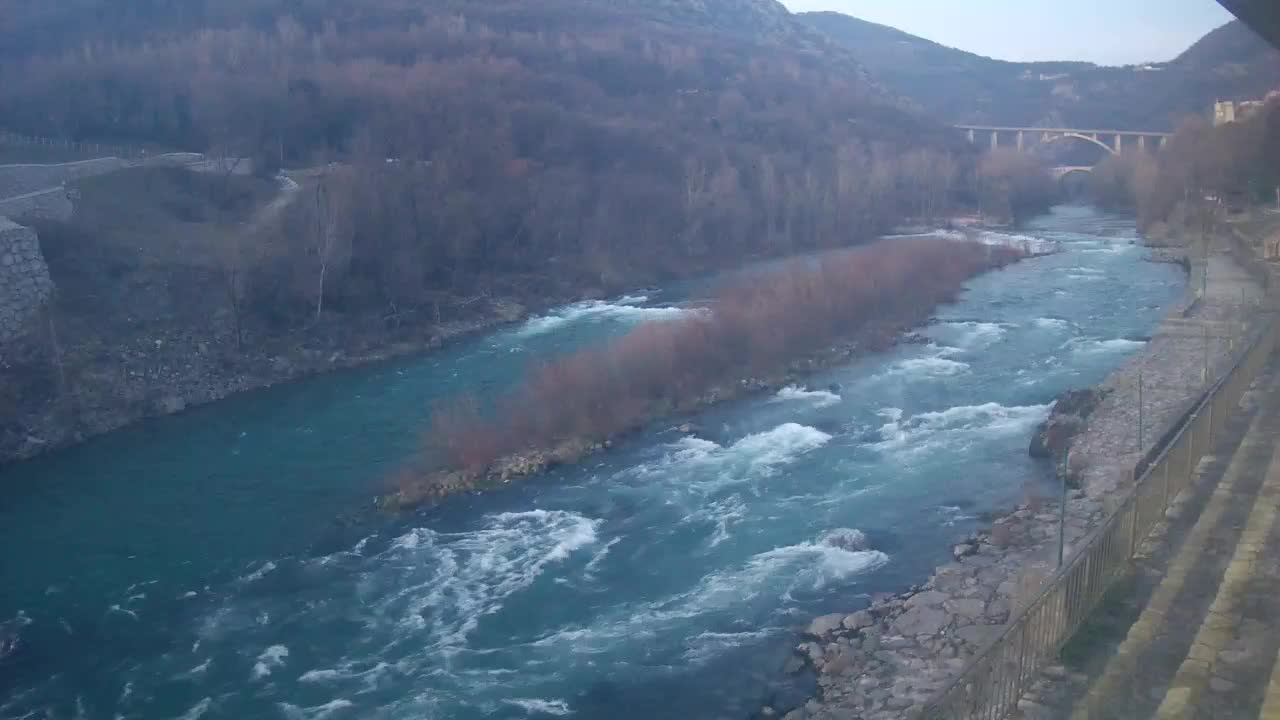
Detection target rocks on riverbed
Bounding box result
[1029,387,1111,468]
[782,493,1106,720]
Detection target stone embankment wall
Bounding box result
[0,217,53,343]
[0,152,256,348]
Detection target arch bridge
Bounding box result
[956,125,1173,155]
[957,125,1174,181]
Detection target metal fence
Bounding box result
[917,308,1278,720]
[0,130,148,160]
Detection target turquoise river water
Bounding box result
[0,207,1184,720]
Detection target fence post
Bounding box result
[1203,325,1210,385]
[1138,371,1144,454]
[1129,468,1141,557]
[1058,451,1069,568]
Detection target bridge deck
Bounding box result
[955,125,1174,137]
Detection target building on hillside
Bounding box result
[1215,100,1238,125]
[1214,91,1280,125]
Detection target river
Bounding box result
[0,206,1183,720]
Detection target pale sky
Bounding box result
[780,0,1236,65]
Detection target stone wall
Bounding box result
[0,217,52,343]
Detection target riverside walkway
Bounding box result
[1037,358,1280,719]
[1007,218,1280,720]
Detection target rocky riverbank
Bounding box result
[773,232,1261,720]
[0,296,532,467]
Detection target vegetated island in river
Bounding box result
[387,236,1029,509]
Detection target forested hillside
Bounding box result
[0,0,1061,462]
[0,0,981,304]
[802,13,1280,130]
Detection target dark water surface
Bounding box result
[0,207,1183,719]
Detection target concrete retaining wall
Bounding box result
[0,217,53,343]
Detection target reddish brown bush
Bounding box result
[426,237,1022,471]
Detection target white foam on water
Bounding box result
[107,605,139,621]
[583,537,621,577]
[704,496,748,547]
[297,662,392,690]
[936,321,1008,349]
[882,229,967,241]
[683,628,781,665]
[639,424,832,482]
[531,533,885,655]
[503,698,574,716]
[278,699,355,720]
[1034,317,1071,331]
[978,230,1056,254]
[1070,338,1146,356]
[724,424,833,475]
[372,510,600,650]
[883,356,970,379]
[771,385,841,408]
[1080,242,1134,254]
[238,561,277,584]
[748,542,890,595]
[512,297,693,338]
[176,659,211,679]
[311,536,375,567]
[251,645,289,681]
[874,402,1052,455]
[174,697,212,720]
[936,505,977,526]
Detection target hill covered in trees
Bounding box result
[801,13,1280,131]
[0,0,1060,462]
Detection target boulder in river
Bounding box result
[805,613,846,639]
[818,528,871,552]
[1029,387,1110,460]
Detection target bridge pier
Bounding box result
[1017,130,1024,152]
[1139,135,1146,151]
[1114,134,1123,154]
[991,131,998,150]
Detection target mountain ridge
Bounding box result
[800,12,1280,130]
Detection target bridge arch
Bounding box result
[1041,132,1117,156]
[1052,166,1095,181]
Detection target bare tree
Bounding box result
[307,171,353,324]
